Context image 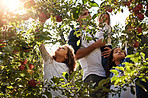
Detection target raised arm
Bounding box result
[75,39,106,60]
[39,44,52,62]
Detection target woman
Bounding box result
[97,12,112,70]
[39,44,76,97]
[106,47,136,98]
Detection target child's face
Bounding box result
[55,46,68,59]
[112,48,126,61]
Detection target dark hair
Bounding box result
[106,47,126,78]
[64,45,76,75]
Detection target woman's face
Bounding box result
[99,13,109,25]
[55,46,68,59]
[112,48,126,61]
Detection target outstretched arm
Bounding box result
[76,39,106,60]
[39,44,52,62]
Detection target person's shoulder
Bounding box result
[68,27,80,38]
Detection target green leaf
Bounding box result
[77,40,81,46]
[92,13,98,20]
[88,1,99,7]
[110,69,119,75]
[116,66,124,71]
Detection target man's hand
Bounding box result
[101,47,112,58]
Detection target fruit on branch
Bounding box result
[56,16,62,22]
[137,13,144,20]
[29,64,34,70]
[28,79,36,87]
[137,27,142,33]
[137,3,143,10]
[38,12,47,22]
[19,65,25,71]
[20,59,28,65]
[106,7,113,13]
[133,41,139,48]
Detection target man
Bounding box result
[68,9,111,97]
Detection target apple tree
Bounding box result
[0,0,148,97]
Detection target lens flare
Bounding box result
[1,0,21,11]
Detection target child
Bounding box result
[39,44,76,97]
[106,47,136,98]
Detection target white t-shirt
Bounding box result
[79,30,106,80]
[43,58,69,98]
[44,59,69,81]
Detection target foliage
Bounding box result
[0,0,148,97]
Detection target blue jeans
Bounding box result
[136,79,148,98]
[84,74,106,98]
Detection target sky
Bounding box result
[91,0,130,27]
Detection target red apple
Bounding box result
[137,3,143,10]
[137,13,144,20]
[114,0,118,5]
[20,59,28,65]
[19,65,25,71]
[29,64,34,70]
[126,2,130,6]
[38,12,47,22]
[28,79,36,87]
[137,27,142,33]
[107,7,113,13]
[133,6,140,15]
[0,42,6,48]
[133,41,139,48]
[56,16,62,22]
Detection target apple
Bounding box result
[38,12,47,22]
[13,50,19,53]
[29,64,34,70]
[126,2,130,6]
[137,3,143,10]
[114,0,118,5]
[28,79,36,87]
[133,41,139,48]
[19,65,25,71]
[107,7,112,13]
[137,13,144,20]
[133,6,140,15]
[56,16,62,22]
[20,59,28,65]
[0,42,6,48]
[137,27,142,33]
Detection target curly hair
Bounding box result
[64,45,76,75]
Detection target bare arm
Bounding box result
[39,44,52,62]
[75,39,106,60]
